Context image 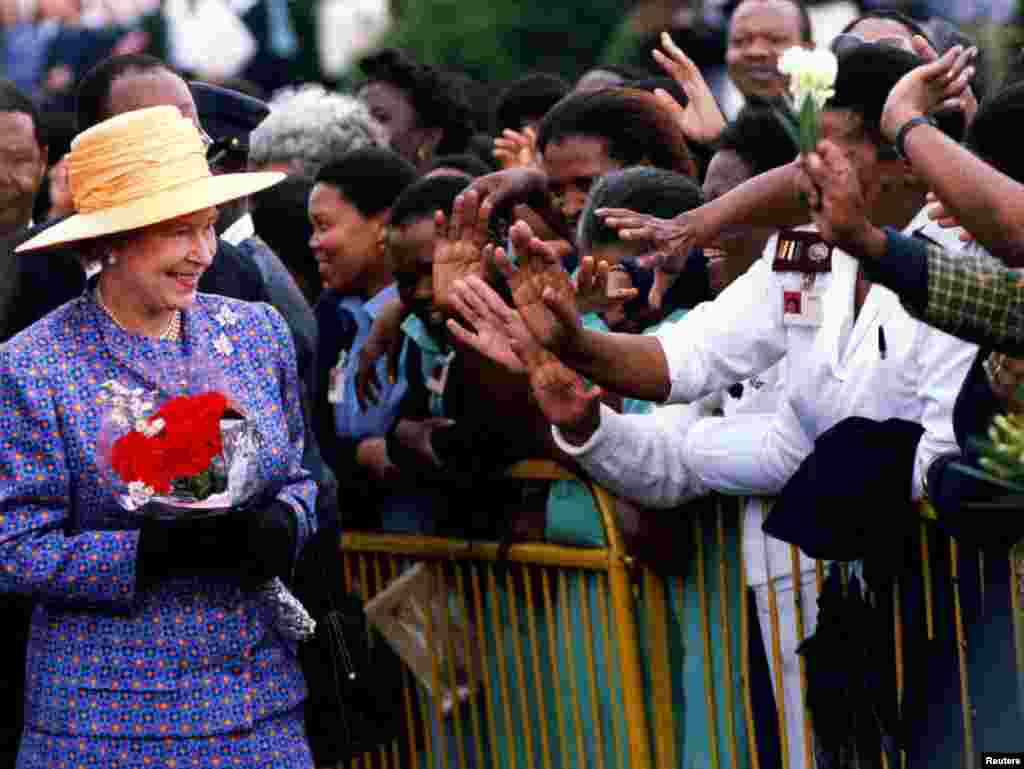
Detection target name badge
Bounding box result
[773,230,833,273]
[782,289,823,326]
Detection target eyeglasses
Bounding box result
[199,127,214,149]
[829,32,914,57]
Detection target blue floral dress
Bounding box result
[0,292,317,768]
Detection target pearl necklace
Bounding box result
[95,284,181,342]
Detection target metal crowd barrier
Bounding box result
[329,462,1022,769]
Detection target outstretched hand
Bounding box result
[575,255,640,316]
[493,126,540,170]
[493,220,580,356]
[881,36,977,142]
[652,31,727,145]
[433,189,492,314]
[911,34,978,127]
[595,207,699,309]
[446,272,541,374]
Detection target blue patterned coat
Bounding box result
[0,292,317,741]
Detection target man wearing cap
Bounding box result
[190,80,337,524]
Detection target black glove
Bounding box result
[234,500,298,588]
[136,501,297,590]
[136,512,245,590]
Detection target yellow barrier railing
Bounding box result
[332,465,1021,769]
[337,459,653,769]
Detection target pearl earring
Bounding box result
[107,253,118,266]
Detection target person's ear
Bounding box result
[417,127,444,164]
[375,224,389,260]
[372,209,392,257]
[37,145,50,187]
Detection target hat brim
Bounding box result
[16,171,286,253]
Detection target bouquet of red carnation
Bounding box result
[98,361,315,641]
[99,379,264,514]
[110,391,230,501]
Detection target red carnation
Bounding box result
[109,391,230,495]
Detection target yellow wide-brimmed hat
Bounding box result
[16,106,284,253]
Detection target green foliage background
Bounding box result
[369,0,629,87]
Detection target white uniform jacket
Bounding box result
[556,215,977,502]
[658,217,977,499]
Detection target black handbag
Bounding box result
[292,527,409,765]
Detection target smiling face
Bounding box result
[308,182,384,296]
[542,135,622,238]
[0,111,46,233]
[390,216,444,334]
[726,0,807,102]
[104,207,218,318]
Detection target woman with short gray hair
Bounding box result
[249,84,387,178]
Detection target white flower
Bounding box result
[127,481,155,506]
[778,46,837,110]
[215,304,240,328]
[214,333,235,357]
[137,417,165,438]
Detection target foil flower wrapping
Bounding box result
[99,379,316,642]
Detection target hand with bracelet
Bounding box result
[879,36,976,156]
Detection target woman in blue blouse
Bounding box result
[1,106,317,768]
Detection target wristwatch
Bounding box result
[895,115,937,161]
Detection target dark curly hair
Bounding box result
[359,48,477,156]
[967,81,1024,183]
[493,72,570,133]
[716,105,797,176]
[537,87,697,178]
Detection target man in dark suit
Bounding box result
[0,80,48,342]
[0,79,48,769]
[2,54,270,344]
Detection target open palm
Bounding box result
[434,190,491,314]
[495,220,579,355]
[653,31,727,145]
[446,273,535,374]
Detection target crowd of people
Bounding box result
[1,0,1024,767]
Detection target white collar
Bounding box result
[221,212,255,246]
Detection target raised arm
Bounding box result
[495,220,673,401]
[879,41,1024,264]
[800,139,1024,354]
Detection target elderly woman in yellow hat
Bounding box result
[2,107,317,768]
